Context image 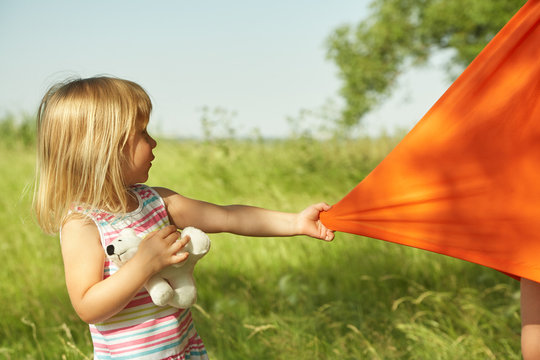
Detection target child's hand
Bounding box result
[297,203,335,241]
[134,225,190,275]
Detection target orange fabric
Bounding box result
[320,0,540,282]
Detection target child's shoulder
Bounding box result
[131,184,173,199]
[61,215,100,244]
[151,186,176,197]
[150,187,188,212]
[62,213,96,231]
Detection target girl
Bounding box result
[33,76,334,359]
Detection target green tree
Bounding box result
[326,0,527,128]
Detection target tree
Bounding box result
[326,0,527,128]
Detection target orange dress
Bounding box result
[320,0,540,282]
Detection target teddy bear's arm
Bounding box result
[145,275,175,307]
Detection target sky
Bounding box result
[0,0,452,138]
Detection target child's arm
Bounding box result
[521,278,540,359]
[155,187,334,241]
[61,219,190,324]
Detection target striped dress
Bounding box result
[75,184,208,360]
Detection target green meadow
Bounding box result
[0,126,521,359]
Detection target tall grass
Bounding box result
[0,118,521,359]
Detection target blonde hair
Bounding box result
[33,76,152,234]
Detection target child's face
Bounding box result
[122,118,157,185]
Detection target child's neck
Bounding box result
[126,190,139,212]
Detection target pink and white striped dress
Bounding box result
[75,184,208,360]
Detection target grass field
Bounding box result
[0,133,521,359]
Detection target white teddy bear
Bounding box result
[106,227,211,308]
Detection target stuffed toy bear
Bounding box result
[106,227,211,308]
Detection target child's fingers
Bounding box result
[163,229,180,245]
[180,234,191,246]
[161,225,179,239]
[142,229,160,240]
[173,234,191,252]
[324,229,335,241]
[170,236,190,264]
[314,202,332,212]
[171,251,189,264]
[303,202,332,219]
[144,225,177,241]
[316,224,334,242]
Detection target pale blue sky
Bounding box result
[0,0,450,138]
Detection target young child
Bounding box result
[33,76,334,359]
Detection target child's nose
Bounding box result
[106,245,115,256]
